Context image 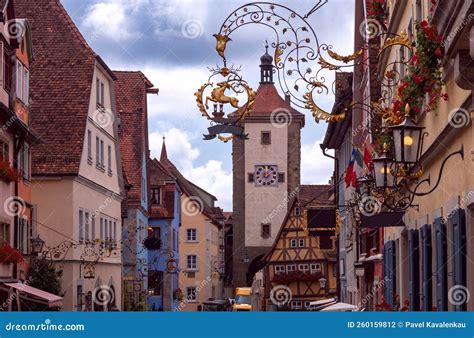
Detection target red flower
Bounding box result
[434,47,443,56]
[413,74,423,85]
[420,20,428,28]
[400,306,409,311]
[0,242,24,264]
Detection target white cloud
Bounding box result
[149,128,199,170]
[148,128,232,210]
[301,138,334,185]
[82,2,141,42]
[183,160,232,211]
[140,65,211,120]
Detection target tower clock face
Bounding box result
[255,165,278,186]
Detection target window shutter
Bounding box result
[387,240,396,306]
[383,240,396,306]
[382,244,388,301]
[0,42,3,88]
[451,208,466,311]
[408,229,420,311]
[420,224,433,311]
[434,217,448,311]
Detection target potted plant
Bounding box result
[0,241,24,265]
[173,288,185,301]
[0,156,21,183]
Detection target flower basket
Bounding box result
[0,242,24,264]
[0,157,21,183]
[392,21,447,121]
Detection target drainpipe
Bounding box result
[320,145,340,300]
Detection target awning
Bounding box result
[3,282,63,308]
[360,212,406,228]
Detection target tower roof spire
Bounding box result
[260,42,274,84]
[160,136,168,161]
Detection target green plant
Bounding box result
[23,258,63,311]
[393,20,447,121]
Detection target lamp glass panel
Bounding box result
[403,128,421,163]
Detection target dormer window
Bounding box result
[151,187,161,205]
[96,77,105,108]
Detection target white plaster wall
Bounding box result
[244,122,288,247]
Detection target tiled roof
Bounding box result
[298,184,334,206]
[149,158,175,186]
[15,0,98,175]
[115,71,153,203]
[160,156,222,224]
[248,84,305,119]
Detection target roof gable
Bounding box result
[15,0,100,175]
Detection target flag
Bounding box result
[353,147,364,168]
[345,148,358,188]
[364,144,373,171]
[345,159,355,188]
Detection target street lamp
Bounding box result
[30,235,45,256]
[357,175,373,197]
[373,151,395,188]
[318,277,327,289]
[389,117,424,165]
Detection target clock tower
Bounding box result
[232,48,305,286]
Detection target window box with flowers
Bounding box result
[0,241,24,265]
[272,271,323,284]
[373,20,447,153]
[0,157,21,183]
[391,20,447,122]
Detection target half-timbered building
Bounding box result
[263,185,338,311]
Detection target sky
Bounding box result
[60,0,355,211]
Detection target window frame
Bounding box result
[186,287,197,302]
[78,209,84,244]
[186,228,197,242]
[186,255,197,270]
[151,187,161,205]
[261,131,271,145]
[310,263,321,273]
[261,223,271,239]
[275,265,286,275]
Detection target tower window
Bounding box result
[278,173,285,183]
[293,207,301,216]
[261,131,271,145]
[248,173,254,183]
[261,223,271,238]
